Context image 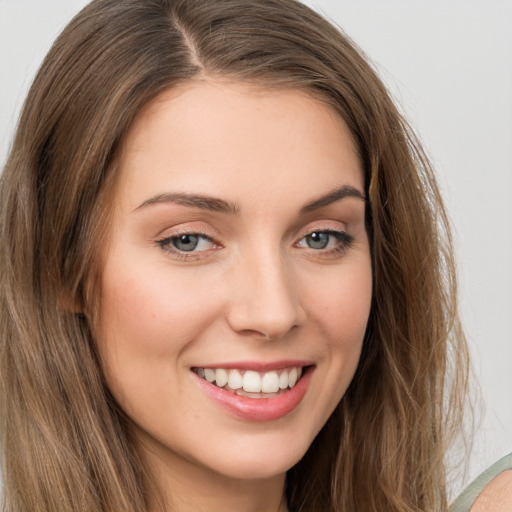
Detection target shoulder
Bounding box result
[470,469,512,512]
[451,453,512,512]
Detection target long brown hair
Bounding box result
[0,0,468,510]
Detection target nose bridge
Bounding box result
[227,242,303,339]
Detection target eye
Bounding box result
[301,232,332,250]
[157,233,216,254]
[296,230,353,252]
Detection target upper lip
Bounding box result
[192,360,314,372]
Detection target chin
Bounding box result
[201,428,315,481]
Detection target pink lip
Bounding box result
[193,365,314,422]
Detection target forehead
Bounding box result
[114,80,363,212]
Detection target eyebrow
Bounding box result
[134,184,365,215]
[300,185,366,213]
[134,192,240,215]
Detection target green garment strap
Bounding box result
[450,452,512,512]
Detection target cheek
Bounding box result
[98,261,216,354]
[95,255,223,409]
[95,258,224,429]
[304,258,372,399]
[305,260,372,344]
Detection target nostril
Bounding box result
[237,328,273,340]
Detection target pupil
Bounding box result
[174,234,199,251]
[308,232,329,249]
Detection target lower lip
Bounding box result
[194,367,313,422]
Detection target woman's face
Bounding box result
[97,81,372,486]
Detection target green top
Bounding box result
[450,452,512,512]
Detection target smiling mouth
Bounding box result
[192,366,305,398]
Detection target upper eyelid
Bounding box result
[300,226,347,235]
[295,223,349,239]
[161,230,213,239]
[155,219,351,243]
[159,226,348,242]
[156,223,219,241]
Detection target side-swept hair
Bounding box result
[0,1,468,510]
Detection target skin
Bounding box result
[96,80,372,512]
[470,470,512,512]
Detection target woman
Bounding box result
[0,0,505,511]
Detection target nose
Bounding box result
[226,251,305,340]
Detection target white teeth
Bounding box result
[227,369,243,390]
[288,367,298,387]
[242,371,261,392]
[215,368,228,388]
[279,370,289,389]
[204,368,216,383]
[261,371,279,393]
[197,366,305,394]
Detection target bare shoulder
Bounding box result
[470,469,512,512]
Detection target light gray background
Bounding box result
[1,0,511,495]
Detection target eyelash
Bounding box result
[156,228,354,261]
